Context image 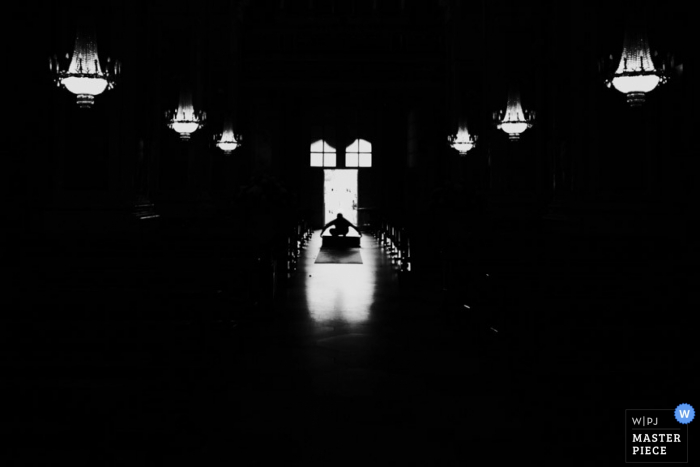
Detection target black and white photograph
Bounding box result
[4,0,697,465]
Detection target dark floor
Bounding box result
[2,229,694,466]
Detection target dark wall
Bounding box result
[8,0,697,291]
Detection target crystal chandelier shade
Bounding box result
[166,90,205,140]
[449,123,477,155]
[605,19,669,106]
[495,88,534,141]
[51,27,118,108]
[215,118,240,154]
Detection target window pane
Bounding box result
[346,153,359,167]
[324,153,336,167]
[359,153,372,167]
[345,139,359,153]
[310,140,324,152]
[311,153,323,167]
[358,139,371,152]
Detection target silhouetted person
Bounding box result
[321,213,362,237]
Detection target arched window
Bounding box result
[345,139,372,167]
[310,140,336,167]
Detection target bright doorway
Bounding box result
[324,169,358,226]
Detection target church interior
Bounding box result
[4,0,697,464]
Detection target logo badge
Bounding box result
[675,404,695,425]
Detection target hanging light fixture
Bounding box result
[50,26,119,108]
[604,17,672,107]
[214,118,240,154]
[166,89,205,141]
[494,87,535,141]
[449,122,477,155]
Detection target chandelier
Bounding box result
[604,19,671,106]
[50,27,118,108]
[449,123,477,155]
[215,118,240,154]
[494,88,535,141]
[166,89,205,140]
